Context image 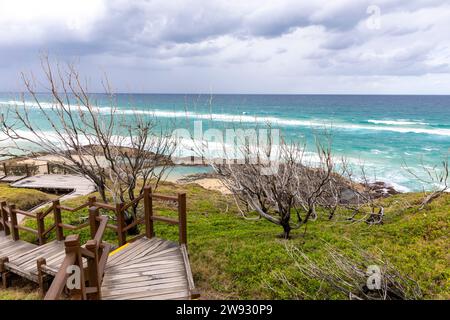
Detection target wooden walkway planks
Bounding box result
[0,232,37,259]
[101,237,192,300]
[4,240,65,282]
[0,175,27,183]
[10,174,96,196]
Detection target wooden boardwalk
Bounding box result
[10,174,96,197]
[0,186,198,300]
[0,231,37,258]
[102,237,195,300]
[11,175,97,224]
[4,240,65,282]
[0,175,27,183]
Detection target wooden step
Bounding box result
[101,237,192,300]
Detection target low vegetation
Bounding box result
[8,182,447,300]
[0,282,39,300]
[0,183,54,211]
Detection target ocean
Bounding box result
[1,93,449,192]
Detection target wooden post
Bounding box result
[88,196,96,207]
[37,258,47,297]
[89,206,100,239]
[64,235,86,300]
[0,201,10,236]
[36,211,46,245]
[143,186,154,239]
[116,202,126,246]
[25,164,30,177]
[2,163,7,176]
[0,202,4,232]
[85,240,100,300]
[0,257,10,289]
[46,162,51,174]
[178,193,187,245]
[8,204,19,241]
[53,200,64,241]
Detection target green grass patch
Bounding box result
[0,183,55,210]
[4,182,450,300]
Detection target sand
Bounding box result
[185,178,231,195]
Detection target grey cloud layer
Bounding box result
[0,0,450,93]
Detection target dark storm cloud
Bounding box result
[0,0,450,93]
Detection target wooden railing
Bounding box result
[113,186,188,246]
[1,185,190,299]
[44,208,111,300]
[0,162,78,177]
[145,186,188,245]
[1,163,39,177]
[0,186,188,247]
[0,201,55,245]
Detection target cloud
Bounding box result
[0,0,450,93]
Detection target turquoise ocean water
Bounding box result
[1,93,449,192]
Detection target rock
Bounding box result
[364,181,400,198]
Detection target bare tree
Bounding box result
[336,163,387,225]
[210,135,340,239]
[404,156,449,210]
[267,242,422,300]
[0,56,176,220]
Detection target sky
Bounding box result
[0,0,450,94]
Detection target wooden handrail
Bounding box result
[58,221,90,231]
[58,203,89,212]
[17,225,38,234]
[38,205,54,219]
[152,194,179,202]
[151,215,179,225]
[44,235,80,300]
[43,252,77,300]
[12,209,37,218]
[0,201,9,236]
[2,185,188,248]
[181,244,200,299]
[140,186,188,245]
[98,243,111,281]
[93,202,116,211]
[121,217,144,232]
[93,215,108,245]
[44,213,111,300]
[42,223,56,238]
[121,193,145,212]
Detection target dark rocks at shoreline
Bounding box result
[363,181,401,198]
[176,172,219,183]
[340,181,400,204]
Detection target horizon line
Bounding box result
[1,91,450,97]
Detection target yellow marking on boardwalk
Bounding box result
[109,243,130,256]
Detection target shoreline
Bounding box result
[0,155,421,196]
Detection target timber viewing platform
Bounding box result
[0,186,198,300]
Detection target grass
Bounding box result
[0,183,55,210]
[3,182,450,299]
[0,281,40,300]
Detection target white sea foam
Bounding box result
[2,99,450,137]
[422,147,440,152]
[368,119,429,126]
